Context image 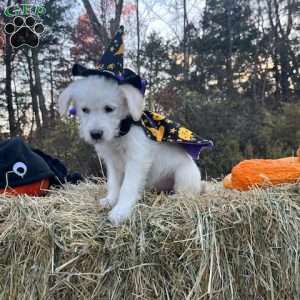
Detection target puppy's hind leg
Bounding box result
[174,159,204,196]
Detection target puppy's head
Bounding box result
[58,76,145,144]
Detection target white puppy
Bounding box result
[59,76,204,225]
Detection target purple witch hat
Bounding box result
[98,25,125,75]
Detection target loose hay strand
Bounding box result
[0,182,299,299]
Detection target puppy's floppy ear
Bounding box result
[58,83,76,116]
[120,84,145,121]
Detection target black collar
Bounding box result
[117,116,141,137]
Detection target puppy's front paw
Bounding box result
[108,206,130,225]
[97,197,116,208]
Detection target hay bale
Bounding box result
[0,181,299,299]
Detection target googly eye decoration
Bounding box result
[12,162,28,178]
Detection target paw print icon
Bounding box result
[4,16,44,48]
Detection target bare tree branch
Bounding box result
[81,0,109,46]
[110,0,124,37]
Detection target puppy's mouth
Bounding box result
[89,135,112,145]
[90,138,104,145]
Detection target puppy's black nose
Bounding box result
[90,130,103,141]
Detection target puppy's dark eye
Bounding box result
[104,106,115,113]
[82,107,90,114]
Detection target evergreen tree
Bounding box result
[140,33,170,103]
[192,0,258,97]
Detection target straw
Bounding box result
[0,181,299,299]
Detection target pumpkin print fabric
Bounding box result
[140,111,213,160]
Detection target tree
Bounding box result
[32,48,48,127]
[197,0,258,96]
[81,0,124,47]
[183,0,188,81]
[3,0,19,136]
[265,0,299,100]
[140,33,170,99]
[135,0,141,75]
[71,14,104,65]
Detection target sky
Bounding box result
[69,0,205,42]
[138,0,205,39]
[57,0,205,69]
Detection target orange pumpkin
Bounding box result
[224,147,300,191]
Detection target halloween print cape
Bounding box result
[139,111,213,160]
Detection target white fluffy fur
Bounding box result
[58,76,204,225]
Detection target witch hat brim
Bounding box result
[72,64,119,82]
[72,63,146,94]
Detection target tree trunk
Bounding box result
[224,0,234,94]
[136,0,141,75]
[4,36,17,136]
[4,0,18,136]
[25,51,41,130]
[49,60,55,123]
[32,48,48,127]
[12,71,21,133]
[267,0,295,100]
[183,0,189,82]
[110,0,124,37]
[278,41,289,101]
